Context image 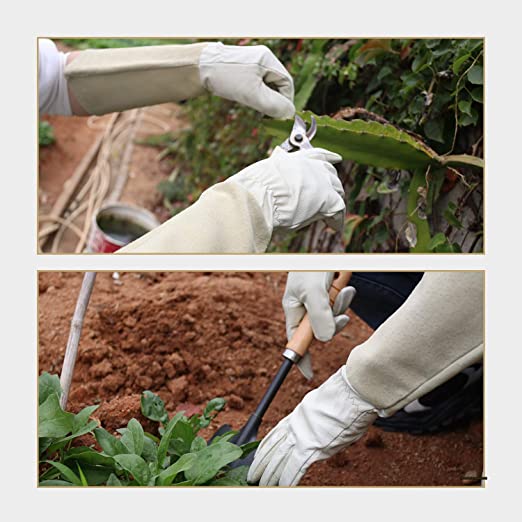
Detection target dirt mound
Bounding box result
[38,272,483,486]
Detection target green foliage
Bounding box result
[143,96,269,215]
[427,232,461,252]
[299,38,483,253]
[38,373,256,487]
[39,121,55,146]
[306,38,483,152]
[135,38,483,252]
[292,40,328,110]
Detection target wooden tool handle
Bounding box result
[285,271,352,357]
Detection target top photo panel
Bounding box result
[38,38,484,254]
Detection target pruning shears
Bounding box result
[280,115,317,152]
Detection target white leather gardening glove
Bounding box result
[247,365,378,486]
[120,147,344,254]
[62,41,294,118]
[283,272,356,380]
[284,271,356,341]
[227,147,345,234]
[199,43,295,119]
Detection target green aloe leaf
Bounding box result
[440,154,484,169]
[264,112,438,170]
[263,112,483,171]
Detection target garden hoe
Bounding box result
[210,271,352,470]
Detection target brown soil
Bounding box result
[39,105,182,252]
[39,114,107,216]
[38,107,179,215]
[38,272,483,487]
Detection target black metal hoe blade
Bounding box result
[209,357,294,468]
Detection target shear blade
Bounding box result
[306,116,317,140]
[293,115,307,134]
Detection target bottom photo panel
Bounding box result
[38,271,484,488]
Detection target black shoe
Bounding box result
[374,364,483,435]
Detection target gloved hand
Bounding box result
[283,271,356,342]
[227,147,345,234]
[247,365,378,486]
[199,43,294,119]
[61,41,294,117]
[119,147,344,254]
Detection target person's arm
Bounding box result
[346,271,484,414]
[119,147,345,254]
[38,39,73,115]
[39,39,295,118]
[248,271,484,486]
[64,52,88,115]
[119,181,271,254]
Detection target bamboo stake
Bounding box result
[57,109,144,408]
[59,271,97,409]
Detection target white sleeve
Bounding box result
[38,39,72,115]
[118,182,271,254]
[346,271,484,415]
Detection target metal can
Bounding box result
[87,203,161,253]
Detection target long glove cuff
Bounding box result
[65,43,208,115]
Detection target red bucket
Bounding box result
[87,203,160,253]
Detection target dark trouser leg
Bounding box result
[349,272,423,329]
